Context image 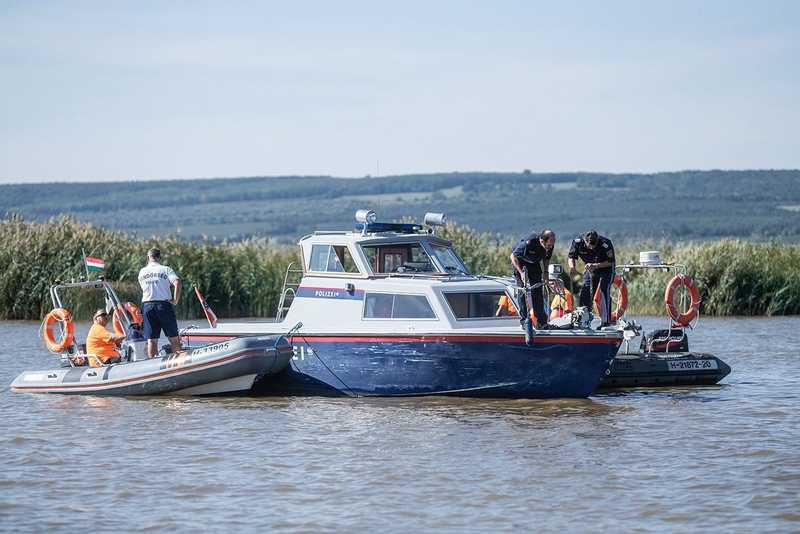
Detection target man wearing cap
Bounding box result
[568,230,616,327]
[510,229,556,335]
[86,308,125,366]
[138,247,182,357]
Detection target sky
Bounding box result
[1,1,798,183]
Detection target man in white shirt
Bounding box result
[138,248,182,357]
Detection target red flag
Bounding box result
[194,286,218,328]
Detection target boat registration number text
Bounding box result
[192,342,230,356]
[667,359,718,371]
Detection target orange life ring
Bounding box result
[664,275,701,327]
[43,308,75,353]
[594,275,629,322]
[113,302,143,336]
[550,289,574,319]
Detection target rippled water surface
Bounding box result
[1,318,799,533]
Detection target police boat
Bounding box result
[10,280,293,395]
[579,251,732,389]
[182,210,623,399]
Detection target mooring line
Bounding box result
[291,334,360,398]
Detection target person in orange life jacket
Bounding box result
[495,294,519,317]
[568,230,615,327]
[138,247,182,357]
[510,229,555,329]
[86,308,125,366]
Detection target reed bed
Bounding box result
[2,215,798,320]
[0,215,297,321]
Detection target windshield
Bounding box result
[430,244,469,275]
[361,243,436,274]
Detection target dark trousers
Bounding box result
[579,268,614,324]
[514,267,547,328]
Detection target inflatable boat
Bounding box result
[12,335,293,395]
[11,280,293,396]
[597,324,731,389]
[582,252,731,390]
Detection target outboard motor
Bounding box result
[569,306,594,329]
[617,319,643,355]
[125,324,149,361]
[549,306,593,329]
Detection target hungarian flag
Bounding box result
[194,286,218,328]
[84,256,105,272]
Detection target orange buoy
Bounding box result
[550,289,574,319]
[664,274,701,327]
[113,302,143,336]
[43,308,75,353]
[593,275,629,322]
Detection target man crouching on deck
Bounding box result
[138,247,182,357]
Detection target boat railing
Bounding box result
[614,262,694,353]
[276,263,304,321]
[47,279,133,365]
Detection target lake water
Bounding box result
[1,317,799,533]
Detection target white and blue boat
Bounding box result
[184,211,623,398]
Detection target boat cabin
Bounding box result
[265,211,525,335]
[297,213,469,278]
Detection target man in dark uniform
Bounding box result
[568,230,615,327]
[510,229,556,335]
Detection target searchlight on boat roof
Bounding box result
[355,209,377,224]
[423,212,447,227]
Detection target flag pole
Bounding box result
[81,247,90,279]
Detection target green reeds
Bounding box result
[2,215,798,320]
[0,215,297,321]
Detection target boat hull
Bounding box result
[11,336,293,396]
[189,333,622,399]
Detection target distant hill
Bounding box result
[3,170,800,243]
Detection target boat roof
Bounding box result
[299,229,453,247]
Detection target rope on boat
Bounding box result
[292,334,360,398]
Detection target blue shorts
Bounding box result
[142,301,179,340]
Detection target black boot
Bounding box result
[524,318,534,345]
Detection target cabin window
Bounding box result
[430,244,469,275]
[361,244,435,274]
[363,293,436,319]
[444,291,509,319]
[308,244,359,273]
